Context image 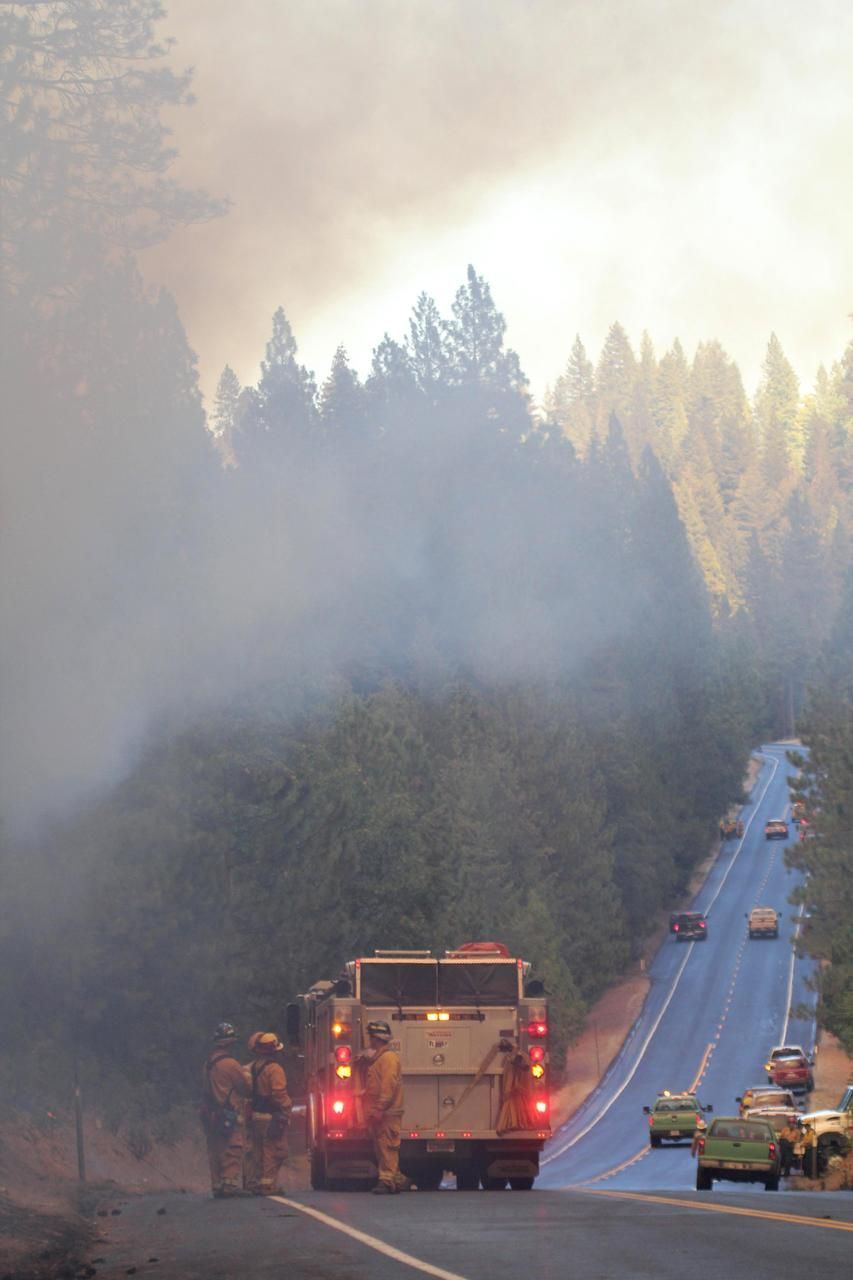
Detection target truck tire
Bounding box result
[509,1177,535,1190]
[650,1135,662,1148]
[456,1168,479,1191]
[765,1175,779,1191]
[481,1175,507,1190]
[310,1148,328,1191]
[696,1168,712,1191]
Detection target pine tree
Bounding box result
[595,322,637,438]
[233,307,317,473]
[444,265,527,398]
[551,335,595,454]
[408,293,451,397]
[319,345,367,437]
[754,334,801,483]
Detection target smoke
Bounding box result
[146,0,830,394]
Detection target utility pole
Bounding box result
[72,1045,86,1182]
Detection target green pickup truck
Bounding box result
[644,1092,712,1147]
[695,1116,781,1190]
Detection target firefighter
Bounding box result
[362,1021,414,1194]
[200,1022,252,1199]
[779,1119,800,1176]
[245,1032,292,1196]
[241,1032,264,1190]
[691,1116,707,1157]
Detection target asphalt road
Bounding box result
[92,1184,853,1280]
[89,744,853,1280]
[540,742,818,1194]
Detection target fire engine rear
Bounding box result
[287,943,551,1191]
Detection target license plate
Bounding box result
[669,1130,682,1137]
[427,1140,455,1152]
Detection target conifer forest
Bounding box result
[1,3,851,1142]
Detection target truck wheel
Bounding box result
[650,1135,662,1148]
[696,1168,712,1191]
[456,1168,478,1191]
[310,1148,328,1191]
[481,1175,507,1190]
[509,1178,535,1190]
[407,1165,442,1191]
[765,1176,779,1191]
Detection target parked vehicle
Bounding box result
[764,818,788,840]
[719,817,744,840]
[695,1116,781,1190]
[737,1087,799,1116]
[767,1053,814,1093]
[799,1084,853,1161]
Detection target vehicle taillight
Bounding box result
[697,1138,705,1155]
[331,1099,345,1116]
[696,1114,702,1125]
[535,1099,549,1116]
[673,924,680,931]
[529,1046,545,1064]
[331,1022,351,1038]
[527,1021,548,1038]
[335,1045,352,1064]
[649,1115,654,1128]
[699,922,706,929]
[768,1142,776,1157]
[335,1064,352,1079]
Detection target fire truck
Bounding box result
[287,942,551,1191]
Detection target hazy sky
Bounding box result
[148,0,852,403]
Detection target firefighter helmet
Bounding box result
[213,1021,237,1042]
[256,1032,284,1054]
[247,1031,264,1052]
[366,1020,392,1042]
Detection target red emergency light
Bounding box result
[527,1021,548,1038]
[529,1045,545,1063]
[331,1099,346,1116]
[335,1045,352,1064]
[535,1099,548,1116]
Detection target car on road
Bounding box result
[644,1091,712,1147]
[767,1053,814,1093]
[737,1086,799,1116]
[742,1106,801,1136]
[695,1116,781,1191]
[671,911,707,941]
[764,818,788,839]
[746,906,780,938]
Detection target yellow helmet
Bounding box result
[256,1032,284,1054]
[247,1031,264,1053]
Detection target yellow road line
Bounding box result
[572,1044,714,1187]
[583,1188,853,1233]
[271,1195,470,1279]
[688,1043,713,1091]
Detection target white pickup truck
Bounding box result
[801,1084,853,1160]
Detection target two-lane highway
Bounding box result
[540,744,817,1192]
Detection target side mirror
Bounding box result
[735,1097,742,1104]
[705,1104,713,1112]
[642,1106,651,1114]
[285,1002,302,1047]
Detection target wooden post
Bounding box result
[73,1047,86,1182]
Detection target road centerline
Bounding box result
[581,1187,853,1233]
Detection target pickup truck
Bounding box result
[671,911,707,942]
[747,907,779,938]
[644,1092,712,1147]
[768,1053,814,1093]
[737,1086,799,1116]
[764,818,788,840]
[800,1084,853,1161]
[719,817,744,840]
[695,1116,781,1190]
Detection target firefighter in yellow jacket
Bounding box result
[245,1032,292,1196]
[200,1022,252,1198]
[362,1021,414,1194]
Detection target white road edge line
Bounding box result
[544,748,782,1167]
[270,1195,470,1280]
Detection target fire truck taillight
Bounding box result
[331,1022,351,1038]
[331,1099,346,1116]
[529,1045,545,1063]
[335,1045,352,1064]
[531,1063,545,1079]
[535,1099,549,1116]
[335,1064,352,1079]
[426,1011,450,1021]
[527,1021,548,1038]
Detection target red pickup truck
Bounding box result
[767,1054,814,1093]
